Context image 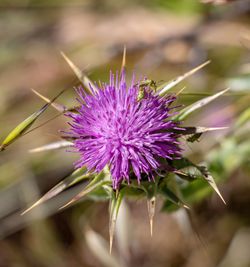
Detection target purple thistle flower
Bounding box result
[67,71,182,189]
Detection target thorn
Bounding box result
[109,219,115,254]
[196,126,229,133]
[59,199,74,210]
[59,186,89,210]
[214,188,227,205]
[60,51,96,94]
[21,199,43,215]
[183,204,191,210]
[201,170,227,205]
[60,51,83,80]
[147,196,156,237]
[176,86,186,96]
[21,182,66,215]
[121,45,126,72]
[150,218,153,237]
[109,233,113,254]
[159,60,211,96]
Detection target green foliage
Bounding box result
[145,0,204,14]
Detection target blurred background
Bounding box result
[0,0,250,266]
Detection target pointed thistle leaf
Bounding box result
[174,159,210,181]
[172,158,226,203]
[173,88,229,121]
[175,169,199,182]
[159,185,190,210]
[60,51,97,94]
[29,140,73,153]
[158,61,210,95]
[60,169,111,209]
[21,167,91,215]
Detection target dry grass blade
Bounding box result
[60,51,97,94]
[0,104,48,151]
[29,140,73,153]
[31,89,66,112]
[23,113,63,136]
[158,61,210,96]
[1,84,70,151]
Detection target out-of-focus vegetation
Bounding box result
[0,0,250,266]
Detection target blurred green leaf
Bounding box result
[235,107,250,128]
[149,0,203,14]
[182,179,212,203]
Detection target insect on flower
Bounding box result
[137,79,157,102]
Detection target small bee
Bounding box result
[137,79,157,102]
[187,133,202,143]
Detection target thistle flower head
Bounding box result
[67,71,182,189]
